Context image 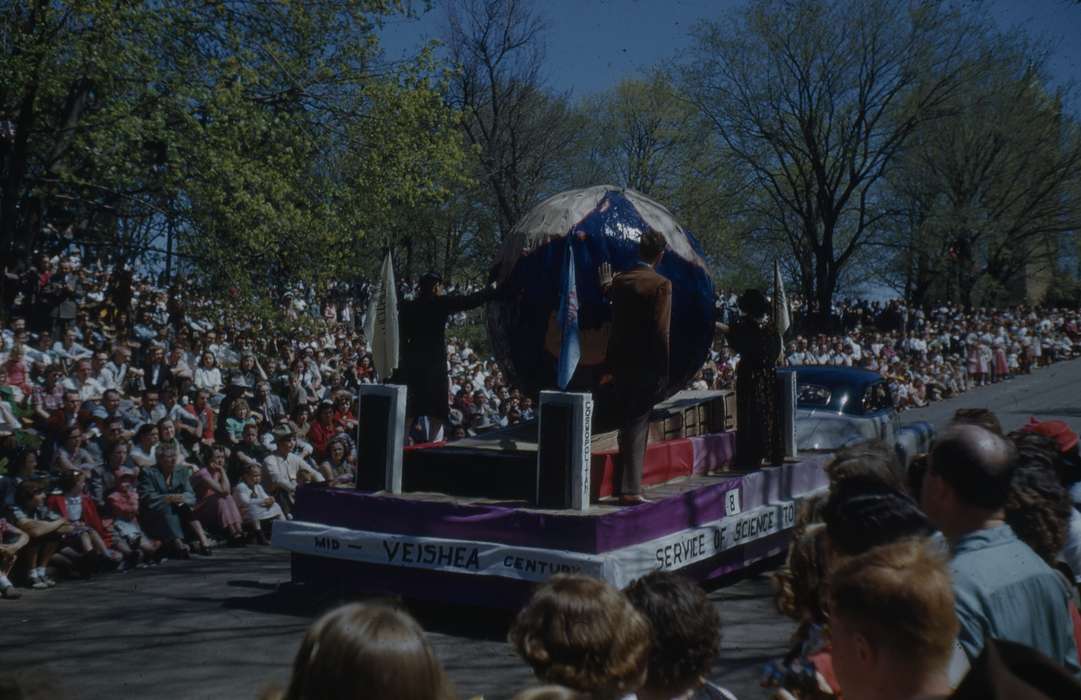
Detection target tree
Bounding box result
[444,0,578,238]
[681,0,981,323]
[884,39,1081,307]
[1,1,466,322]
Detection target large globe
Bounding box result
[488,185,716,427]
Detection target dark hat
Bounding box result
[272,424,295,441]
[738,289,770,317]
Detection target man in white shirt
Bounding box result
[63,358,105,402]
[262,425,324,516]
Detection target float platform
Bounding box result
[272,435,828,607]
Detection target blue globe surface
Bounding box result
[488,186,716,425]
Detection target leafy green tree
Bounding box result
[883,38,1081,307]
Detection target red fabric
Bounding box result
[185,404,216,442]
[1020,418,1079,454]
[590,437,695,499]
[807,648,841,696]
[1070,601,1081,667]
[48,493,110,544]
[307,420,339,460]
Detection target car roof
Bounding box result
[778,365,883,386]
[778,365,886,413]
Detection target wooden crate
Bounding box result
[705,391,736,433]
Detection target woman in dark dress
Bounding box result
[717,289,783,468]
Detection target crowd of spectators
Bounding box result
[253,412,1081,700]
[700,294,1081,410]
[4,255,1081,695]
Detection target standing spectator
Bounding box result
[921,424,1081,673]
[624,571,735,700]
[509,574,651,699]
[829,538,1081,700]
[271,603,455,700]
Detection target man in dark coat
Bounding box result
[601,229,671,505]
[396,273,497,443]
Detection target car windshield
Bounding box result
[797,384,831,407]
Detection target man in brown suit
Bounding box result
[601,229,671,505]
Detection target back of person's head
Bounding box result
[283,603,454,700]
[1005,457,1072,565]
[772,523,830,626]
[927,424,1016,510]
[951,408,1003,436]
[824,441,904,492]
[509,574,650,699]
[623,571,720,698]
[828,539,959,700]
[823,477,932,557]
[638,228,667,263]
[510,686,588,700]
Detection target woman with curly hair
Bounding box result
[509,574,651,700]
[623,570,735,700]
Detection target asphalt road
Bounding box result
[5,359,1080,700]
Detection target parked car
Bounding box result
[778,366,933,466]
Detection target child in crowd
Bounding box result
[10,480,67,588]
[224,398,255,445]
[47,469,123,573]
[107,467,161,567]
[234,463,283,544]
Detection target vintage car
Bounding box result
[777,365,933,465]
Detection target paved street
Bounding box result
[5,359,1080,699]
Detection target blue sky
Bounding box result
[379,0,1081,101]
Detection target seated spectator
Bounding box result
[318,437,354,486]
[224,398,256,446]
[63,358,104,402]
[107,466,161,567]
[45,390,81,440]
[262,425,324,516]
[194,351,224,396]
[829,538,1081,700]
[307,401,342,461]
[30,364,65,426]
[125,388,166,430]
[509,574,651,699]
[921,424,1081,673]
[234,463,282,543]
[10,480,67,589]
[50,425,95,475]
[272,603,454,700]
[129,423,159,469]
[3,345,32,401]
[251,380,285,430]
[160,387,201,441]
[623,570,735,700]
[137,443,211,557]
[141,345,171,393]
[184,389,216,448]
[191,445,245,545]
[47,469,122,573]
[230,422,268,483]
